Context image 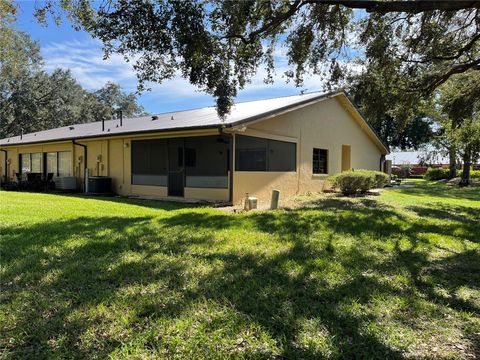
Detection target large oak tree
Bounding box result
[33,0,480,120]
[0,2,145,138]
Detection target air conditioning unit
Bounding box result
[55,176,77,190]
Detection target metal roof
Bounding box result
[1,90,383,149]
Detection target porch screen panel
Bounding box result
[268,139,296,171]
[235,135,296,172]
[131,139,167,186]
[235,135,267,171]
[46,152,58,175]
[58,152,72,176]
[31,153,42,173]
[185,136,229,188]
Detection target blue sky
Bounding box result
[15,1,329,114]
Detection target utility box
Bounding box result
[244,196,258,211]
[270,190,280,210]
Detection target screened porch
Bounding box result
[131,135,231,199]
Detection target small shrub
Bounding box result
[399,165,412,178]
[372,171,389,188]
[423,168,450,180]
[459,169,480,179]
[330,169,386,195]
[471,170,480,179]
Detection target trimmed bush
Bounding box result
[372,171,389,188]
[330,169,387,195]
[423,168,450,180]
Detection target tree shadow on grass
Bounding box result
[1,193,479,358]
[49,192,206,211]
[394,183,480,202]
[406,203,480,223]
[0,215,214,359]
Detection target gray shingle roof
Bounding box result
[0,90,341,146]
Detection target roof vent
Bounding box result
[151,115,158,121]
[69,126,75,130]
[171,116,174,121]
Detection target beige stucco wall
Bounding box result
[184,187,229,201]
[230,97,385,205]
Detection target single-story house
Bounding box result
[0,90,389,205]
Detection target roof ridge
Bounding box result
[143,89,336,118]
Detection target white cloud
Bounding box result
[40,38,342,113]
[42,38,140,91]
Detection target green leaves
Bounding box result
[0,23,145,138]
[19,0,480,120]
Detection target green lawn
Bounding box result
[1,181,479,359]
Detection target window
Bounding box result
[313,148,328,174]
[58,152,72,176]
[21,154,31,173]
[131,139,168,186]
[20,153,42,174]
[31,153,42,173]
[46,152,58,175]
[21,152,70,176]
[235,135,296,172]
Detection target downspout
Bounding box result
[72,140,87,191]
[380,154,386,171]
[220,126,234,204]
[229,133,234,204]
[0,149,7,181]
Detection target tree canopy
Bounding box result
[434,71,480,184]
[33,0,480,119]
[0,2,145,139]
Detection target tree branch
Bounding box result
[306,0,480,13]
[412,58,480,93]
[224,0,306,44]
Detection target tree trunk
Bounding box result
[448,146,457,179]
[459,146,472,186]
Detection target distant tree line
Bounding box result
[0,1,145,139]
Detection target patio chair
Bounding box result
[15,173,28,190]
[45,173,55,191]
[26,173,43,191]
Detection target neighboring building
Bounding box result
[386,151,450,176]
[0,90,388,205]
[386,151,450,167]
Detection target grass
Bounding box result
[0,180,479,359]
